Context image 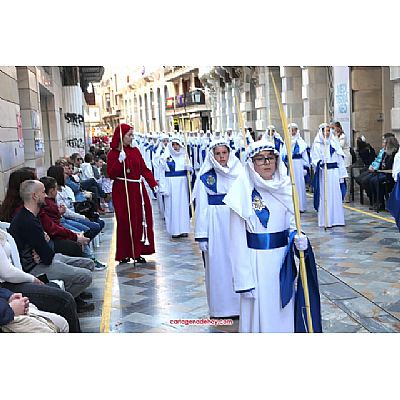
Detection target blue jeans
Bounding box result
[61,217,101,240]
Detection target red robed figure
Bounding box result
[107,124,158,262]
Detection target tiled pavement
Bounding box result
[79,193,400,333]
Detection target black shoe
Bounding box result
[119,257,131,264]
[179,233,188,238]
[134,256,147,264]
[79,291,93,300]
[76,298,95,313]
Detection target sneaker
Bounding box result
[92,259,107,271]
[118,257,131,264]
[134,256,147,264]
[76,298,95,313]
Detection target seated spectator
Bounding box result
[0,168,37,223]
[0,288,68,332]
[356,136,377,167]
[8,180,95,313]
[70,152,107,212]
[355,132,395,203]
[0,224,80,332]
[56,158,88,202]
[367,136,399,210]
[39,176,89,258]
[39,176,106,271]
[47,165,105,239]
[100,160,114,213]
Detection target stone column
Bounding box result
[390,66,400,141]
[0,67,25,200]
[231,78,241,133]
[224,82,234,130]
[218,84,226,132]
[239,67,256,130]
[146,90,153,132]
[252,66,283,137]
[62,84,85,157]
[16,67,45,169]
[351,67,383,151]
[281,66,303,130]
[301,66,329,145]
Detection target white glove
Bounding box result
[241,289,256,299]
[198,241,208,252]
[303,169,308,176]
[294,233,308,251]
[184,162,192,172]
[339,178,344,183]
[153,186,159,194]
[118,151,126,163]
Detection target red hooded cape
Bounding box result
[107,124,157,260]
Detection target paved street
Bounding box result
[81,194,400,333]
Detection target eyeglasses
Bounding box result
[252,156,276,166]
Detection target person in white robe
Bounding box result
[262,125,285,153]
[152,133,169,217]
[311,123,348,228]
[159,137,191,238]
[392,148,400,182]
[224,140,308,332]
[193,139,243,318]
[281,123,310,213]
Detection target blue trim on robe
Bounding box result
[195,237,208,242]
[386,173,400,231]
[200,168,218,193]
[340,180,347,201]
[236,288,255,294]
[304,166,311,185]
[274,137,283,152]
[201,149,206,162]
[330,144,335,157]
[208,193,226,205]
[246,230,288,250]
[280,231,323,333]
[252,188,270,228]
[229,139,235,150]
[312,161,338,211]
[165,170,186,177]
[166,158,175,172]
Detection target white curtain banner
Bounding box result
[333,66,351,144]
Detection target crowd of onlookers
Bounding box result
[354,132,399,211]
[0,145,113,333]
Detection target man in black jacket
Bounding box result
[9,180,94,313]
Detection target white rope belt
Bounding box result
[116,176,150,246]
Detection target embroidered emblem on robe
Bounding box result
[200,168,218,193]
[166,157,175,172]
[252,188,270,228]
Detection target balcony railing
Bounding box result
[165,90,206,110]
[185,90,205,106]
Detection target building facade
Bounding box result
[0,66,104,201]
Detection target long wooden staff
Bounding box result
[234,94,248,165]
[181,116,195,227]
[270,73,314,333]
[323,102,328,231]
[268,108,273,141]
[119,122,136,264]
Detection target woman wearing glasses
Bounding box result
[193,139,243,318]
[223,140,316,333]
